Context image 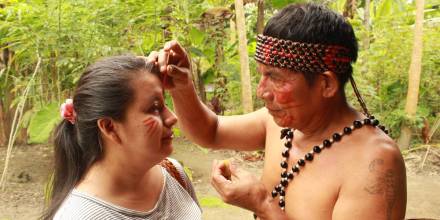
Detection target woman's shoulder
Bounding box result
[53,190,128,220]
[53,191,104,219]
[162,157,201,209]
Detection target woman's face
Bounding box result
[115,70,177,165]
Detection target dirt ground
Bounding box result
[0,137,439,220]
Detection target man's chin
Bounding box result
[272,115,294,128]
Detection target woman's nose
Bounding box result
[163,107,177,128]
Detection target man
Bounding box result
[149,3,406,220]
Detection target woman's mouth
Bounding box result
[162,131,174,140]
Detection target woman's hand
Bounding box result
[147,40,193,90]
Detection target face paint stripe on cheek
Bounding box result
[274,90,295,104]
[143,118,159,134]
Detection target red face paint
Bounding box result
[273,90,294,104]
[273,83,295,105]
[143,118,159,133]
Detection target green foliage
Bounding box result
[172,127,182,138]
[183,165,193,181]
[27,103,60,144]
[1,0,438,144]
[198,196,229,208]
[335,0,440,140]
[270,0,306,9]
[44,172,54,206]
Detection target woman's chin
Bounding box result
[161,139,174,156]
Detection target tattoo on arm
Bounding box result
[364,159,397,220]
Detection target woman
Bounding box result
[43,55,202,219]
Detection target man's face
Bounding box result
[256,63,321,129]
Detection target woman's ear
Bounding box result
[319,71,340,98]
[97,118,121,144]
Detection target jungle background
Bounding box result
[0,0,439,219]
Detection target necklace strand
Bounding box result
[275,116,387,210]
[253,116,387,219]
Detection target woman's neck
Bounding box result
[76,152,162,200]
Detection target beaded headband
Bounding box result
[255,34,371,117]
[254,34,352,74]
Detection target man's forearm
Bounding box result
[256,197,289,220]
[170,85,219,147]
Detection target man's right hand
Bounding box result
[210,160,288,220]
[147,40,193,90]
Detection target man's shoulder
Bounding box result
[341,126,405,183]
[351,126,402,163]
[334,126,407,220]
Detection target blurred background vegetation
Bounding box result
[0,0,438,154]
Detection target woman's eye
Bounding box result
[150,101,163,114]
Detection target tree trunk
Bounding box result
[343,0,356,19]
[161,6,174,42]
[192,58,207,104]
[363,0,370,50]
[397,0,425,149]
[360,0,370,76]
[235,0,253,113]
[0,44,12,147]
[0,100,6,147]
[256,0,265,34]
[230,16,237,43]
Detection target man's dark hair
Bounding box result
[263,3,358,86]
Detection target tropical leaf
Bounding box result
[377,0,393,17]
[189,27,205,45]
[271,0,302,9]
[28,103,61,144]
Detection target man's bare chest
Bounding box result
[260,131,345,219]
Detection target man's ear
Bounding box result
[97,118,122,144]
[319,71,340,98]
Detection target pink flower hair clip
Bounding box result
[60,99,76,124]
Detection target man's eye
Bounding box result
[269,74,280,81]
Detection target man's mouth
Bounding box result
[266,106,282,112]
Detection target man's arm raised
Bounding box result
[151,40,267,151]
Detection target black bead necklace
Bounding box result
[253,116,387,219]
[275,116,388,210]
[254,115,388,219]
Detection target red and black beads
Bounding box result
[254,34,352,75]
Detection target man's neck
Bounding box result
[295,98,363,144]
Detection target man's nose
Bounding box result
[257,77,273,101]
